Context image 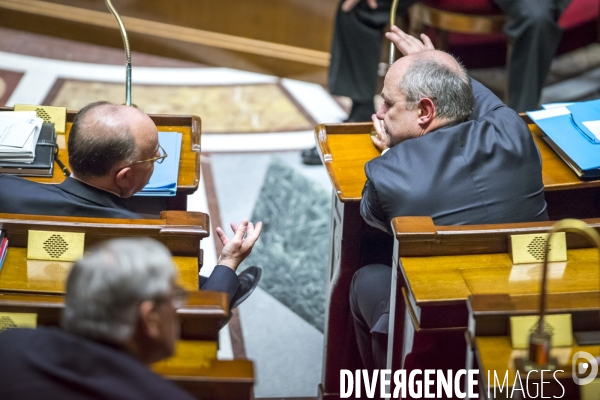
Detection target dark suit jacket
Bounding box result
[0,176,240,303]
[0,176,141,219]
[0,327,194,400]
[361,79,549,233]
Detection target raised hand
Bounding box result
[385,25,435,56]
[216,220,262,271]
[370,114,390,152]
[341,0,377,12]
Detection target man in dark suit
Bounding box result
[0,237,247,399]
[351,28,548,370]
[0,102,262,310]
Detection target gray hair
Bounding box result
[61,238,176,342]
[400,55,474,124]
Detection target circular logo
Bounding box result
[572,351,598,385]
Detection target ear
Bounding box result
[138,300,161,339]
[114,166,133,196]
[417,98,436,129]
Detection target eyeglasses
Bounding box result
[133,144,168,165]
[154,284,189,309]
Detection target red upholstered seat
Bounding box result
[417,0,600,68]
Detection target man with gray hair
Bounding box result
[0,238,201,399]
[351,28,548,370]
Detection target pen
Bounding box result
[54,151,71,177]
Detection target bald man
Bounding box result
[0,102,161,218]
[351,29,548,370]
[0,102,263,310]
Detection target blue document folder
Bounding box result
[528,99,600,179]
[134,131,182,197]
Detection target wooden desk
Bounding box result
[386,217,600,377]
[0,211,209,291]
[0,107,201,213]
[467,293,600,399]
[316,120,600,399]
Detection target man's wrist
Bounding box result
[217,257,238,271]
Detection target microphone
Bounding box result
[520,219,600,370]
[105,0,133,107]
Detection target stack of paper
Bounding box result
[0,112,44,163]
[135,131,182,197]
[527,100,600,180]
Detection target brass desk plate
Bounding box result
[509,232,567,264]
[14,104,67,135]
[27,230,85,262]
[0,312,37,333]
[510,313,573,349]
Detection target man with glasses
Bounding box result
[0,101,262,311]
[0,238,197,399]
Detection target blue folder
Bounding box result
[527,99,600,178]
[134,131,182,197]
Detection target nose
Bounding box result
[375,102,386,120]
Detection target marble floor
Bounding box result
[1,26,600,398]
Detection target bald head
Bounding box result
[388,50,474,124]
[68,102,158,179]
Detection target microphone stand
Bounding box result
[519,219,600,371]
[105,0,133,107]
[388,0,400,67]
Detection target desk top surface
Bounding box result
[317,122,600,202]
[0,247,198,294]
[401,247,600,307]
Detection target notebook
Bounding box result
[0,123,57,177]
[527,100,600,180]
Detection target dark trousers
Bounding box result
[328,0,572,111]
[349,263,392,370]
[494,0,572,111]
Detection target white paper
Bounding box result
[542,102,575,110]
[0,120,36,148]
[528,106,571,121]
[582,120,600,141]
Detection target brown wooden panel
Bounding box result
[0,0,336,84]
[0,290,228,341]
[0,211,209,255]
[392,216,600,257]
